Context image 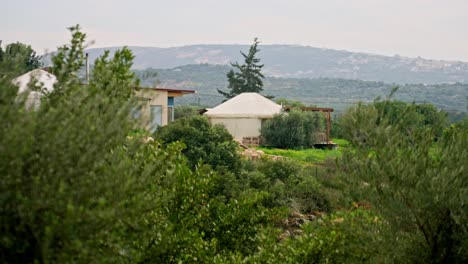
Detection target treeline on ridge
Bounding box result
[134,64,467,113]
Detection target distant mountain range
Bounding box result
[41,44,467,113]
[135,64,467,113]
[82,45,468,84]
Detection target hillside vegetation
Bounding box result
[135,64,467,112]
[79,44,468,84]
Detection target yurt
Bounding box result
[12,68,57,108]
[204,93,282,141]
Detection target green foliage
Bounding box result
[0,42,42,76]
[47,25,87,105]
[288,173,332,213]
[218,38,266,99]
[258,140,347,164]
[155,115,241,173]
[443,117,468,139]
[203,190,284,256]
[413,103,449,137]
[339,100,468,263]
[257,158,301,182]
[339,99,449,145]
[215,158,335,214]
[1,25,285,263]
[246,207,387,264]
[174,104,200,120]
[137,64,468,113]
[331,117,344,138]
[92,44,468,85]
[4,25,466,264]
[51,25,86,83]
[261,110,325,149]
[255,159,301,208]
[447,111,467,123]
[91,47,139,100]
[0,26,159,263]
[275,97,306,108]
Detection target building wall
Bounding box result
[135,89,168,131]
[209,117,263,140]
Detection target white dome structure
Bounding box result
[12,68,57,108]
[204,93,282,140]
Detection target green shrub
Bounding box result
[289,173,332,213]
[174,104,201,120]
[155,115,241,173]
[1,54,151,262]
[339,100,468,262]
[331,117,344,138]
[203,191,285,256]
[249,208,388,263]
[261,110,325,149]
[0,25,279,263]
[339,100,448,144]
[257,158,300,182]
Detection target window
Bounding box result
[168,106,174,122]
[167,96,175,123]
[150,105,163,132]
[167,96,174,106]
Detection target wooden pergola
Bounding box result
[283,106,334,144]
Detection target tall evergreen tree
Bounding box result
[218,38,265,99]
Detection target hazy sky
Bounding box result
[2,0,468,61]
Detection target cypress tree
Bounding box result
[218,38,265,99]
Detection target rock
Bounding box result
[240,148,265,160]
[143,137,154,143]
[332,217,344,224]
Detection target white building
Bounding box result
[204,93,282,141]
[134,87,195,132]
[11,69,195,131]
[12,68,57,109]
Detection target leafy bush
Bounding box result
[257,158,301,182]
[248,207,387,264]
[0,40,154,262]
[331,117,344,138]
[233,158,333,212]
[261,110,324,149]
[339,99,448,144]
[339,100,468,262]
[155,115,241,173]
[0,26,284,263]
[174,104,201,120]
[289,173,332,213]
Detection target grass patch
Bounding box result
[258,139,350,164]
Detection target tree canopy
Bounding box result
[218,38,265,99]
[0,41,42,76]
[338,100,467,262]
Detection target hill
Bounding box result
[135,64,467,113]
[81,44,468,84]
